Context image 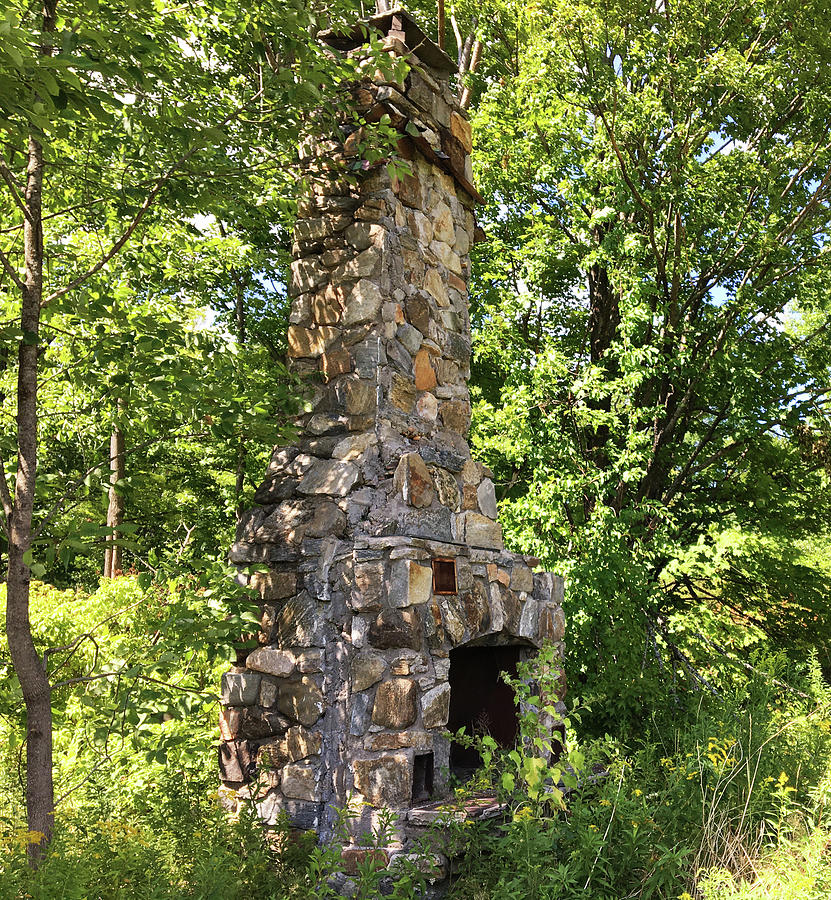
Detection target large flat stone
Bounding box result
[393,452,435,508]
[276,677,324,726]
[281,762,318,801]
[297,459,359,496]
[246,647,296,678]
[353,754,411,807]
[351,652,386,691]
[421,683,451,729]
[372,678,417,728]
[389,559,433,608]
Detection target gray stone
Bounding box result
[277,677,325,727]
[304,501,347,537]
[246,647,296,678]
[297,650,324,673]
[421,683,450,729]
[260,677,278,708]
[281,762,317,801]
[353,560,386,610]
[334,248,380,283]
[222,672,261,706]
[389,559,433,608]
[297,459,359,496]
[343,279,383,326]
[510,564,534,593]
[351,652,386,691]
[431,466,461,510]
[460,511,503,549]
[350,691,373,735]
[352,339,386,378]
[518,598,540,640]
[344,222,384,251]
[397,323,423,355]
[477,478,498,519]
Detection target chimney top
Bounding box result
[319,7,457,76]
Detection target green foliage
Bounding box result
[448,654,831,900]
[465,0,831,727]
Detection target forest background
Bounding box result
[2,0,831,897]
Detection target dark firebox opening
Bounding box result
[432,558,457,594]
[447,645,523,781]
[412,752,435,802]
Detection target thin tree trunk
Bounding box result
[6,133,53,861]
[103,423,125,578]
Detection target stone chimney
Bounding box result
[220,8,565,851]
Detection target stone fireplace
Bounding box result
[219,8,565,849]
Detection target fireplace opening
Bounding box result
[447,645,523,781]
[412,752,434,802]
[432,558,457,594]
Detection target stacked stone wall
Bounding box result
[220,10,566,853]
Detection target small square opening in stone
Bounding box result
[412,752,434,802]
[432,558,457,595]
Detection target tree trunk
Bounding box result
[103,423,125,578]
[5,134,53,861]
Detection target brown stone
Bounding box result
[219,708,242,741]
[389,372,416,413]
[342,848,389,876]
[461,512,503,549]
[257,739,289,773]
[353,754,411,807]
[342,378,376,416]
[439,399,470,433]
[431,201,455,244]
[319,348,352,381]
[351,652,386,691]
[366,730,432,751]
[450,111,473,153]
[372,678,417,728]
[287,325,339,359]
[250,571,297,601]
[389,558,433,607]
[414,349,437,391]
[448,272,467,293]
[406,296,431,335]
[394,171,422,207]
[394,452,435,508]
[462,484,478,510]
[369,608,422,651]
[424,268,449,306]
[285,726,322,761]
[219,740,253,783]
[311,291,342,324]
[511,565,534,593]
[276,677,324,727]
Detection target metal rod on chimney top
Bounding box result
[438,0,446,50]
